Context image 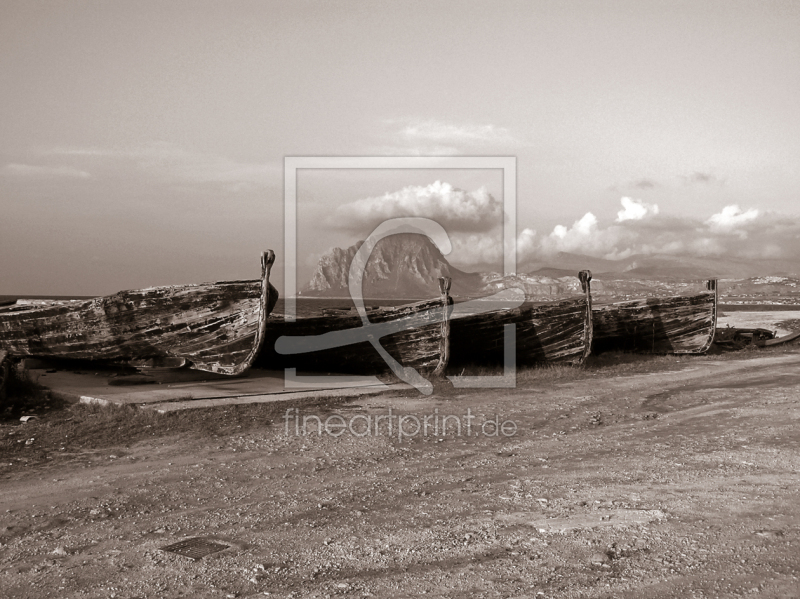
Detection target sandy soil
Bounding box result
[2,350,800,598]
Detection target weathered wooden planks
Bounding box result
[448,270,594,367]
[591,279,717,354]
[432,277,452,376]
[259,277,453,375]
[764,330,800,347]
[0,251,279,375]
[0,349,9,401]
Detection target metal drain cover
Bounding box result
[160,538,229,560]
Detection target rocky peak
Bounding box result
[304,233,479,298]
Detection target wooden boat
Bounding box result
[713,326,775,350]
[591,279,717,354]
[714,326,800,349]
[0,251,278,378]
[259,277,453,375]
[764,330,800,347]
[447,270,594,367]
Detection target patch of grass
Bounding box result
[708,342,799,359]
[1,364,67,419]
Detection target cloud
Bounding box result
[684,171,724,186]
[613,172,727,194]
[691,172,713,183]
[537,211,638,258]
[632,178,657,189]
[45,146,110,157]
[2,163,91,179]
[616,197,659,222]
[448,231,505,267]
[515,198,800,263]
[43,143,281,190]
[323,196,800,272]
[517,228,539,257]
[707,205,759,231]
[399,120,518,145]
[552,212,598,239]
[330,181,503,234]
[377,118,524,155]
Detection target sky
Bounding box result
[1,0,799,295]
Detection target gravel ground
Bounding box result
[2,351,800,598]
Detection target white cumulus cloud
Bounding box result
[330,181,503,234]
[325,195,800,273]
[515,197,800,264]
[707,205,760,230]
[540,212,624,257]
[616,197,659,222]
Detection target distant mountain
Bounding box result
[303,234,585,299]
[624,254,799,279]
[522,252,800,280]
[524,252,624,276]
[304,233,480,298]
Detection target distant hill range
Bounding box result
[524,252,800,280]
[302,234,800,299]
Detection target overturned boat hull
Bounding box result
[0,252,279,376]
[592,280,717,355]
[448,270,594,367]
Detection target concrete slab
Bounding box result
[31,366,408,412]
[146,384,405,413]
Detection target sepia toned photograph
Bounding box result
[1,1,799,597]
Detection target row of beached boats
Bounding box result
[0,250,720,395]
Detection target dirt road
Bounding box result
[2,351,800,598]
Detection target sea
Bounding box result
[272,297,419,317]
